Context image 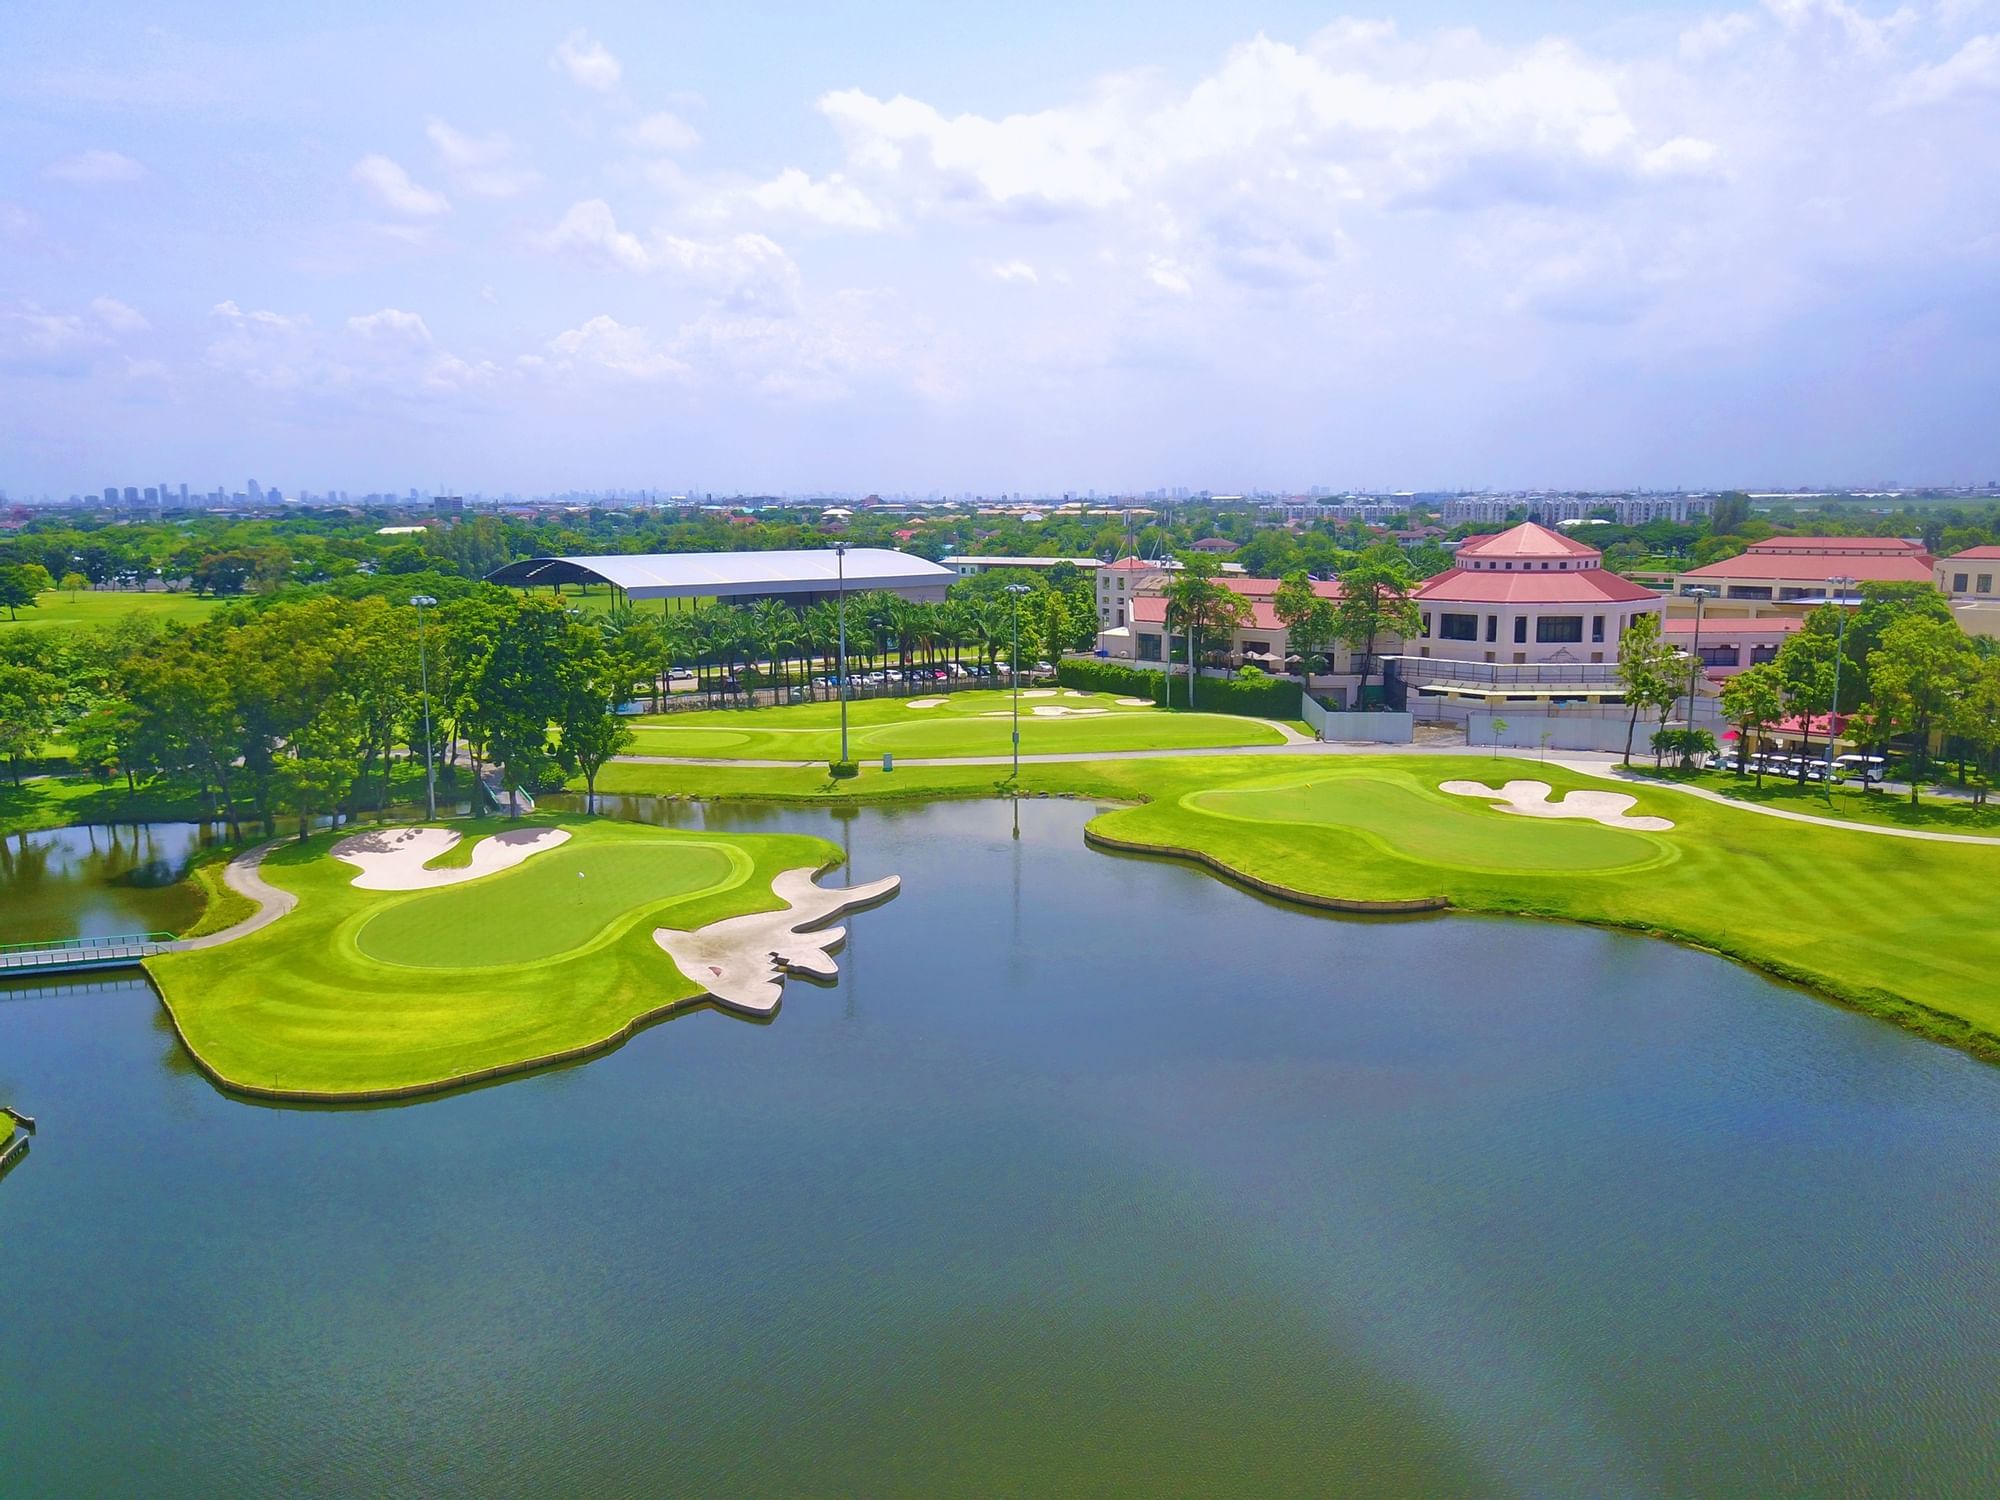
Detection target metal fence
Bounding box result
[0,932,179,973]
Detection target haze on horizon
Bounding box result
[3,0,1997,497]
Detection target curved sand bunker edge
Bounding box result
[332,825,572,890]
[1439,779,1675,832]
[655,867,902,1016]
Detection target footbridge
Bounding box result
[0,932,179,977]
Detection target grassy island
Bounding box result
[146,815,841,1100]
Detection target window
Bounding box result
[1727,585,1773,600]
[1513,616,1527,644]
[1981,575,1994,594]
[1136,633,1163,662]
[1954,573,1969,592]
[1536,616,1584,644]
[1422,612,1432,636]
[1485,614,1497,642]
[1749,643,1779,664]
[1591,615,1605,643]
[1439,613,1479,641]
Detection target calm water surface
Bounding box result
[1,798,1996,1497]
[0,822,222,943]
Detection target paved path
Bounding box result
[1552,759,2000,847]
[169,841,297,951]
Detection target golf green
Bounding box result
[1189,774,1668,874]
[354,841,742,969]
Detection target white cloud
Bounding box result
[553,30,621,92]
[625,111,702,152]
[1145,258,1193,295]
[1640,136,1721,175]
[542,315,688,380]
[735,168,887,230]
[349,154,450,216]
[45,149,143,185]
[1680,12,1759,61]
[1887,31,2000,105]
[986,259,1039,284]
[539,200,803,313]
[426,119,541,198]
[90,297,149,333]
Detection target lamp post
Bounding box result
[834,542,850,764]
[1822,574,1856,795]
[1006,583,1033,782]
[411,594,438,820]
[1682,586,1713,738]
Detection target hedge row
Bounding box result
[1056,659,1303,720]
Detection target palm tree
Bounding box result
[748,599,799,698]
[802,601,841,700]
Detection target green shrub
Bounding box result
[1055,659,1300,719]
[828,759,860,779]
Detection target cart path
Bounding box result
[169,841,297,951]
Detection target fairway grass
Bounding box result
[583,751,2000,1061]
[147,815,840,1099]
[2,590,225,633]
[626,688,1289,760]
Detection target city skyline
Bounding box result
[5,1,1998,493]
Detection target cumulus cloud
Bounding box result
[553,30,621,92]
[426,119,541,197]
[986,260,1039,284]
[1887,32,2000,106]
[732,168,887,230]
[541,315,688,380]
[350,154,450,216]
[625,111,702,152]
[90,297,149,333]
[539,200,803,313]
[45,149,142,185]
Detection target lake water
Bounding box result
[0,822,222,944]
[2,798,1997,1497]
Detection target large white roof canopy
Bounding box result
[486,547,954,602]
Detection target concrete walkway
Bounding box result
[169,841,297,951]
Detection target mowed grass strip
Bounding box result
[1189,772,1667,874]
[627,688,1287,759]
[2,590,226,632]
[356,840,741,968]
[146,815,839,1098]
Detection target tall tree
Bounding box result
[1719,662,1784,788]
[555,623,633,814]
[1868,616,1975,801]
[473,599,578,815]
[1616,611,1681,766]
[1775,628,1840,785]
[1330,547,1420,707]
[1163,553,1251,708]
[1273,572,1336,687]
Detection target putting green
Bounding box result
[1189,774,1668,874]
[354,841,742,969]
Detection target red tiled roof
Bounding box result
[1128,576,1340,632]
[1414,567,1659,605]
[1944,545,2000,560]
[1103,556,1163,571]
[1678,552,1936,583]
[1744,536,1927,554]
[1457,522,1600,560]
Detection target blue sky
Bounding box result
[3,1,1997,496]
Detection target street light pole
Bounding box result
[411,594,438,820]
[1822,574,1856,795]
[1683,586,1713,736]
[1006,583,1032,783]
[834,542,850,764]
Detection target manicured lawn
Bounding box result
[146,815,839,1099]
[625,688,1288,760]
[0,775,218,838]
[1,590,225,632]
[584,751,2000,1060]
[355,839,742,968]
[1636,766,2000,833]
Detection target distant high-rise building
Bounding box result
[122,486,139,504]
[178,483,189,506]
[143,487,159,504]
[433,494,463,519]
[103,487,117,505]
[247,479,263,502]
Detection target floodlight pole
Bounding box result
[1822,575,1856,796]
[1683,587,1713,736]
[1006,583,1032,783]
[411,594,438,820]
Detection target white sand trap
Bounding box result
[907,697,947,709]
[1439,779,1675,832]
[1114,697,1152,707]
[332,825,572,890]
[1060,689,1094,698]
[1022,688,1058,699]
[1030,705,1108,717]
[655,868,901,1016]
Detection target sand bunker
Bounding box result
[1114,697,1152,707]
[1022,689,1058,699]
[907,697,947,709]
[1030,705,1107,717]
[655,868,901,1016]
[1439,780,1675,832]
[333,825,572,890]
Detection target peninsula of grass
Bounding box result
[624,688,1292,761]
[2,589,225,633]
[588,751,2000,1060]
[145,814,841,1100]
